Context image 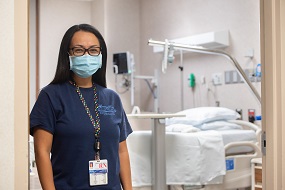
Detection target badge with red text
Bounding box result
[89,159,108,186]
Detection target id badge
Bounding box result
[89,159,108,186]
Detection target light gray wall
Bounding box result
[39,0,92,89]
[103,0,141,114]
[35,0,142,129]
[35,0,261,127]
[139,0,261,120]
[37,0,141,114]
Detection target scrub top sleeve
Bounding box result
[119,110,133,142]
[30,90,56,136]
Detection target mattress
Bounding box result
[127,130,226,187]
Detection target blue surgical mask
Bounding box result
[69,54,102,78]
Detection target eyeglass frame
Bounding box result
[68,45,102,57]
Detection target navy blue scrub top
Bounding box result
[30,82,133,190]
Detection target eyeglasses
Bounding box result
[69,46,101,56]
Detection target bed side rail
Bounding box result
[227,119,261,145]
[225,141,262,158]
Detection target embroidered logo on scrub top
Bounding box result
[98,105,116,115]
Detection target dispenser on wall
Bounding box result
[113,52,132,75]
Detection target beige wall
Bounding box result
[14,0,29,188]
[0,0,29,189]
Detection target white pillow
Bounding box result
[198,120,243,131]
[165,107,240,126]
[165,124,201,133]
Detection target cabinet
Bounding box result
[251,158,262,190]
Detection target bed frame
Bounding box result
[130,119,262,190]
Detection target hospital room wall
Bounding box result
[139,0,261,121]
[36,0,140,112]
[102,0,141,114]
[38,0,93,90]
[34,0,142,127]
[95,0,143,129]
[35,0,262,125]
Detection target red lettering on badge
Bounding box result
[98,163,107,168]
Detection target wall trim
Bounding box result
[14,0,29,189]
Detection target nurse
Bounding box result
[30,24,133,190]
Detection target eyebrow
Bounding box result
[71,45,100,48]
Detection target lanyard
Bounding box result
[69,81,101,160]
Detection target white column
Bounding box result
[0,0,15,189]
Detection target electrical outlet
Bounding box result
[212,73,223,85]
[225,71,232,84]
[232,71,240,83]
[200,75,206,84]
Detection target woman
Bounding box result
[30,24,133,190]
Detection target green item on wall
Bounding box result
[189,73,195,87]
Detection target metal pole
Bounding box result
[148,39,261,105]
[151,118,167,190]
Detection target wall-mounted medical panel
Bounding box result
[224,69,261,84]
[153,30,229,53]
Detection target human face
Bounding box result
[69,31,100,56]
[69,31,101,84]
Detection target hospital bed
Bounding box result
[127,107,262,190]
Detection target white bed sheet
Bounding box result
[127,130,226,187]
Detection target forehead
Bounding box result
[70,31,100,47]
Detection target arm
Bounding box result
[119,140,133,190]
[33,128,55,190]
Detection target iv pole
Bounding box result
[130,56,159,113]
[148,39,261,105]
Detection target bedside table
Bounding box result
[251,157,262,190]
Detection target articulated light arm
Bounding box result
[148,39,261,105]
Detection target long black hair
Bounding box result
[50,24,107,87]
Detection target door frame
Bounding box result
[261,0,285,189]
[14,0,29,189]
[14,0,285,189]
